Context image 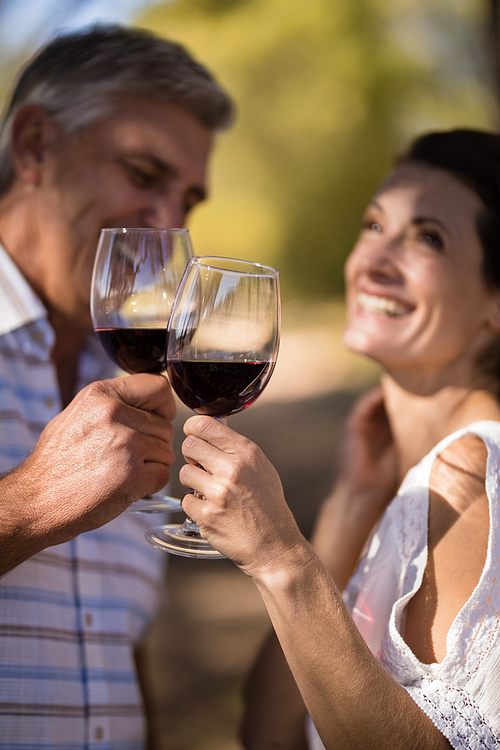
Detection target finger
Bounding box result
[102,373,177,420]
[98,418,176,474]
[133,461,172,499]
[180,436,231,490]
[181,489,214,524]
[349,387,388,435]
[178,458,224,498]
[351,385,384,419]
[119,406,176,446]
[135,432,176,468]
[86,376,176,439]
[113,430,175,495]
[183,415,244,453]
[74,382,175,446]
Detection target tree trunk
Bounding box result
[489,0,500,113]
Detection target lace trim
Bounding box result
[406,677,500,749]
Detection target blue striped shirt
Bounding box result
[0,246,166,749]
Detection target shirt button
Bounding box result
[84,613,93,627]
[95,726,104,740]
[44,396,55,408]
[31,329,45,345]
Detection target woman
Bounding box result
[179,129,500,749]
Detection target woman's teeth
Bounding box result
[357,292,409,317]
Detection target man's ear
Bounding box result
[10,104,58,187]
[487,289,500,332]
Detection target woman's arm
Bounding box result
[252,542,452,750]
[180,415,452,750]
[242,387,399,749]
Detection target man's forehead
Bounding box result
[94,96,210,136]
[90,97,213,164]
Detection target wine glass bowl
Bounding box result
[146,255,280,557]
[91,227,193,513]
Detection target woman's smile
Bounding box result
[356,291,414,318]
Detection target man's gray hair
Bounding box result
[0,24,234,195]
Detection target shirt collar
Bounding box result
[0,242,48,335]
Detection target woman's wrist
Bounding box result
[248,537,321,597]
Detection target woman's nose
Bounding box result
[347,235,403,285]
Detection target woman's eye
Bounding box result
[362,221,382,233]
[420,231,443,250]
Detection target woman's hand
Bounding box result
[338,384,398,501]
[180,416,305,577]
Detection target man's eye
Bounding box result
[126,164,158,188]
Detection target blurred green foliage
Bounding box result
[136,0,497,300]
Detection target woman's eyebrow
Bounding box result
[413,216,448,232]
[367,202,451,237]
[367,199,384,212]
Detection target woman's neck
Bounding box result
[381,373,500,479]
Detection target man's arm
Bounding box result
[0,373,176,576]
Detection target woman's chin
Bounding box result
[342,329,404,370]
[343,327,382,359]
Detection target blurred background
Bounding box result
[1,0,500,747]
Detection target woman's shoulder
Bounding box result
[434,419,500,457]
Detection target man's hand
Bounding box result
[0,373,176,574]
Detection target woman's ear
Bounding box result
[10,104,57,187]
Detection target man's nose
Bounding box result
[143,196,186,229]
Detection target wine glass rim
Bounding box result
[99,227,190,235]
[190,255,278,277]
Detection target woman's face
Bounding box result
[343,163,500,381]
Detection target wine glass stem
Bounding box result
[180,516,203,537]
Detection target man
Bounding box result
[0,24,233,748]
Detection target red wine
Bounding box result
[95,328,167,374]
[167,359,275,417]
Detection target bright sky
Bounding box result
[0,0,161,57]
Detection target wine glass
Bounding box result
[145,255,280,558]
[91,227,193,513]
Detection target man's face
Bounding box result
[28,96,213,329]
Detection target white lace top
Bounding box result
[307,420,500,749]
